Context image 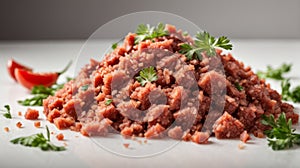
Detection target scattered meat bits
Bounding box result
[240,131,251,143]
[191,132,210,144]
[42,24,298,145]
[4,127,9,132]
[16,122,22,128]
[123,143,130,148]
[18,111,22,116]
[238,143,246,150]
[24,108,39,120]
[56,133,64,141]
[34,121,41,128]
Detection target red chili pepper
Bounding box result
[10,60,72,90]
[7,59,32,81]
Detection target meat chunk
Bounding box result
[213,112,244,139]
[24,108,39,120]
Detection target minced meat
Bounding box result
[43,24,298,144]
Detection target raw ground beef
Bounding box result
[43,24,299,144]
[25,108,39,120]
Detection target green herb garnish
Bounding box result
[105,99,113,105]
[1,105,12,119]
[111,43,118,50]
[10,126,66,151]
[81,85,89,91]
[281,79,300,103]
[18,77,73,106]
[182,31,189,36]
[134,23,169,44]
[135,66,158,86]
[257,63,291,80]
[179,31,232,60]
[235,82,243,91]
[261,113,300,150]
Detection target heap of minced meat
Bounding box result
[43,24,299,144]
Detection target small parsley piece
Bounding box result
[81,85,89,91]
[1,105,12,119]
[18,77,73,106]
[261,113,300,150]
[105,99,113,105]
[135,66,158,86]
[179,31,232,60]
[10,126,66,151]
[257,63,292,80]
[235,82,243,91]
[281,79,300,103]
[134,23,169,44]
[182,31,189,36]
[111,43,118,50]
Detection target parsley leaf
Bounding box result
[179,31,232,60]
[10,126,66,151]
[1,105,12,119]
[281,79,300,103]
[135,66,158,86]
[81,85,89,91]
[257,63,291,80]
[261,113,300,150]
[111,43,118,50]
[105,99,113,105]
[18,77,73,106]
[235,82,244,91]
[134,23,169,44]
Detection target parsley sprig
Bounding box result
[0,105,12,119]
[18,77,72,106]
[179,31,232,60]
[105,99,113,105]
[281,79,300,103]
[134,23,169,44]
[135,66,158,86]
[257,63,291,80]
[10,126,66,151]
[235,82,243,91]
[261,113,300,150]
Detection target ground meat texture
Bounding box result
[56,133,64,141]
[4,127,9,132]
[16,122,22,128]
[191,131,210,144]
[144,123,165,138]
[34,121,41,128]
[213,112,244,139]
[42,24,298,145]
[25,108,39,120]
[168,126,184,140]
[240,130,251,143]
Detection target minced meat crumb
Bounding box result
[56,133,64,141]
[4,127,9,132]
[123,143,130,148]
[18,111,22,116]
[240,130,251,143]
[34,121,41,128]
[16,122,22,128]
[42,24,298,145]
[238,143,245,150]
[24,108,39,120]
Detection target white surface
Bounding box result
[0,40,300,168]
